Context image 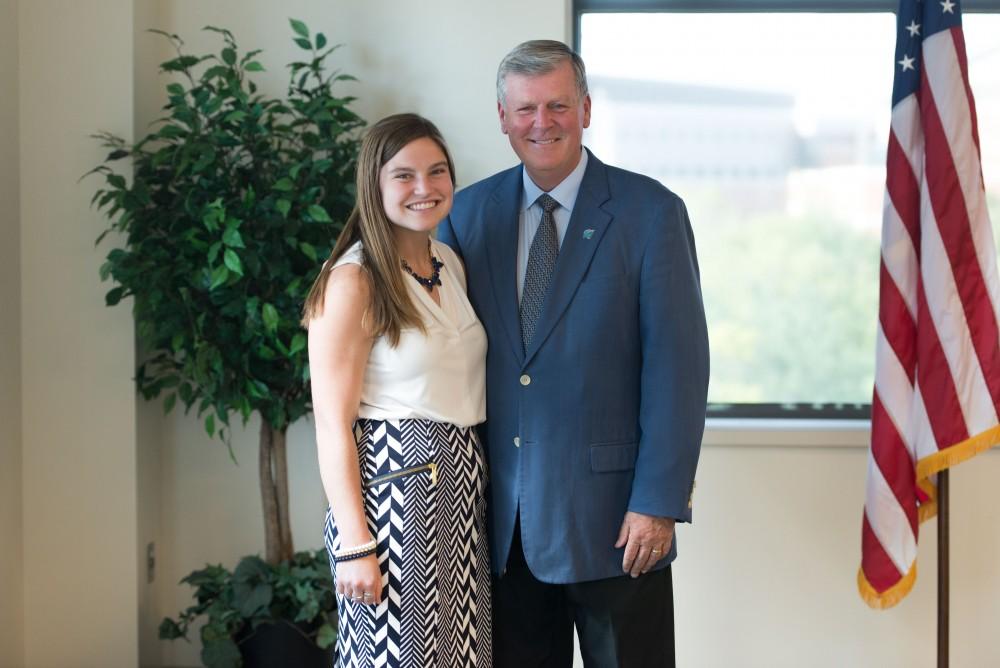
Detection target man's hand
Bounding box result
[615,511,675,578]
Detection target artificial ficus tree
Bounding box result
[89,19,364,565]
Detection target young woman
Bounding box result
[302,114,491,667]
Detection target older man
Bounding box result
[438,40,709,667]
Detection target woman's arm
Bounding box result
[307,262,382,604]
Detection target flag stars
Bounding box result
[899,54,916,72]
[941,0,956,13]
[906,20,921,37]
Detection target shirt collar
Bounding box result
[521,148,589,213]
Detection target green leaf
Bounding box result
[164,393,177,415]
[209,265,230,290]
[204,413,215,437]
[289,333,306,356]
[158,124,186,139]
[316,33,327,50]
[299,242,317,262]
[273,177,294,192]
[236,583,272,616]
[158,617,184,641]
[274,338,290,356]
[207,241,222,264]
[276,199,291,218]
[222,228,245,248]
[307,204,331,222]
[246,378,269,400]
[105,287,125,306]
[289,19,309,38]
[201,64,230,81]
[294,37,312,51]
[244,61,264,72]
[316,623,336,649]
[221,48,236,65]
[201,638,240,668]
[261,303,279,334]
[161,54,201,73]
[223,110,246,123]
[166,83,185,96]
[223,249,243,276]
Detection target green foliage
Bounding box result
[694,202,880,404]
[159,550,337,668]
[87,20,364,441]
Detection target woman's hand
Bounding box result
[335,554,383,605]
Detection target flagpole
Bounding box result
[937,469,950,668]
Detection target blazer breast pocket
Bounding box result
[590,440,637,473]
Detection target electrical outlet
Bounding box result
[146,542,155,583]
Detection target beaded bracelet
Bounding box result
[333,545,376,563]
[333,539,377,562]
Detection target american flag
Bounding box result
[859,0,1000,609]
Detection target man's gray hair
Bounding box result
[496,40,589,106]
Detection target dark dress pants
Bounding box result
[493,520,675,668]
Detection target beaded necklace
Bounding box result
[400,239,444,291]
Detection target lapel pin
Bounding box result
[583,229,595,240]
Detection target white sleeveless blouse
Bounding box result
[333,239,487,427]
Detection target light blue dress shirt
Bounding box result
[516,149,589,302]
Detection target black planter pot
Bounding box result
[237,621,335,668]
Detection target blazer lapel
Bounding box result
[523,152,613,366]
[485,167,525,363]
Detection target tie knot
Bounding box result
[536,193,559,215]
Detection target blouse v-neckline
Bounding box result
[405,261,455,330]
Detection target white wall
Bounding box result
[0,0,23,665]
[19,1,138,666]
[679,431,1000,667]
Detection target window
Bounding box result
[575,1,1000,418]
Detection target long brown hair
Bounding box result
[301,113,456,346]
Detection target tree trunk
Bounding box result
[273,426,294,562]
[260,421,294,564]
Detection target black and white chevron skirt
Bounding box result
[324,418,492,667]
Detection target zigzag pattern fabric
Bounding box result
[325,418,492,667]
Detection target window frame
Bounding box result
[572,0,1000,420]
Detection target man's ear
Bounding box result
[582,94,592,129]
[498,100,509,135]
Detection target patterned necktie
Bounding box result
[520,193,560,350]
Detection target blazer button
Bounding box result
[519,374,531,386]
[513,436,521,447]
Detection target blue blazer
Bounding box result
[438,150,709,583]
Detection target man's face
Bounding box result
[498,60,591,192]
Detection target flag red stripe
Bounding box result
[862,513,905,593]
[920,67,1000,415]
[885,132,922,255]
[950,27,981,159]
[879,260,917,384]
[871,394,919,536]
[915,283,970,448]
